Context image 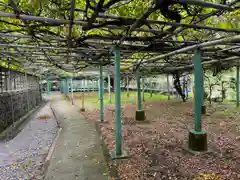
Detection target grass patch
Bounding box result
[74,91,173,105]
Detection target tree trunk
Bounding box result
[221,81,224,102]
[209,86,212,105]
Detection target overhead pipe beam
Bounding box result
[179,0,234,10]
[164,0,239,39]
[162,56,240,72]
[0,33,198,44]
[143,35,240,64]
[97,13,239,33]
[0,11,239,33]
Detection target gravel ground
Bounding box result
[0,102,58,180]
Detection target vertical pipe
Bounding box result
[108,74,111,103]
[39,73,42,102]
[61,80,63,93]
[99,66,104,121]
[201,69,205,107]
[127,76,129,97]
[221,81,224,102]
[92,80,95,93]
[65,79,68,94]
[47,80,51,95]
[84,79,86,92]
[142,77,145,101]
[185,74,188,100]
[62,79,65,93]
[98,79,100,98]
[183,73,186,99]
[193,49,203,132]
[167,74,170,100]
[71,78,74,105]
[67,79,69,93]
[236,65,239,107]
[63,79,66,93]
[150,82,153,98]
[59,80,61,93]
[64,79,67,94]
[87,80,90,95]
[82,90,85,110]
[114,46,122,156]
[136,68,142,111]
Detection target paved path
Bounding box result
[45,94,108,180]
[0,101,58,180]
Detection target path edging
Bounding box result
[50,103,61,128]
[44,103,63,178]
[44,127,62,175]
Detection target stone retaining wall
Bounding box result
[0,89,41,131]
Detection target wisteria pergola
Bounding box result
[0,0,240,158]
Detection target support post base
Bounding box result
[135,110,145,121]
[188,130,207,152]
[80,108,85,112]
[100,113,104,122]
[201,105,206,114]
[110,151,128,160]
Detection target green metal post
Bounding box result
[65,78,69,94]
[62,80,64,93]
[87,80,90,95]
[64,79,66,94]
[201,70,204,106]
[108,74,111,103]
[99,66,104,121]
[167,74,170,100]
[142,77,145,101]
[188,49,207,152]
[61,80,64,93]
[136,68,142,111]
[47,80,51,95]
[114,46,122,156]
[63,79,66,93]
[193,49,203,132]
[98,79,100,98]
[201,69,206,114]
[60,80,62,93]
[237,65,239,107]
[135,68,145,121]
[92,80,95,93]
[127,76,129,97]
[71,78,74,105]
[66,79,69,94]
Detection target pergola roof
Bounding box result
[0,0,240,78]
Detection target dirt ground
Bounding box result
[81,100,240,180]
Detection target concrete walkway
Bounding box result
[0,101,58,180]
[45,94,108,180]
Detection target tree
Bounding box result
[204,71,223,105]
[0,0,240,77]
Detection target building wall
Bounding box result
[0,67,41,131]
[125,74,193,95]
